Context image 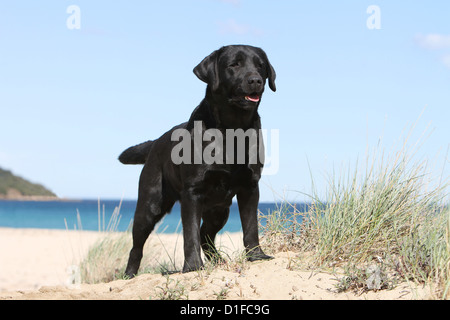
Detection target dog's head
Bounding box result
[193,45,276,111]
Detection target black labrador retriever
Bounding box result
[119,45,276,276]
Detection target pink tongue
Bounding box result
[246,96,260,102]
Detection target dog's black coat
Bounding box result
[119,45,276,276]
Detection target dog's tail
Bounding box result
[118,140,153,164]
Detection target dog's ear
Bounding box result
[193,49,220,91]
[258,48,276,92]
[263,55,276,92]
[267,61,276,92]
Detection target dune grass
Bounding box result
[259,127,449,298]
[76,200,132,284]
[77,209,185,284]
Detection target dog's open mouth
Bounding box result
[244,94,260,103]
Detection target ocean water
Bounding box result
[0,200,306,233]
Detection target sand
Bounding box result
[0,227,103,292]
[0,227,433,300]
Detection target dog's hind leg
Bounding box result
[200,207,230,264]
[124,200,166,278]
[125,167,170,278]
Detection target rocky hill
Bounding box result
[0,167,57,200]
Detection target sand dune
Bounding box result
[0,228,431,300]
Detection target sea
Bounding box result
[0,200,308,233]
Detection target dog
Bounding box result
[119,45,276,276]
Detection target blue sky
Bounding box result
[0,1,449,202]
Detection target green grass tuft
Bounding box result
[259,127,449,298]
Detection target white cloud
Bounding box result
[218,19,248,35]
[219,0,241,6]
[415,33,450,70]
[217,19,264,36]
[415,33,450,50]
[442,54,450,69]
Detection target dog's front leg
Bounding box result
[237,187,273,261]
[180,191,204,272]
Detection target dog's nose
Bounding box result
[247,75,263,90]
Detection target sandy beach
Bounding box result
[0,228,103,292]
[0,227,433,300]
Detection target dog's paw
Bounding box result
[246,247,274,262]
[161,270,181,276]
[182,261,204,273]
[247,253,274,262]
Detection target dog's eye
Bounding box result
[257,62,264,69]
[228,62,239,68]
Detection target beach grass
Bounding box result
[77,211,184,283]
[259,127,449,299]
[75,200,131,283]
